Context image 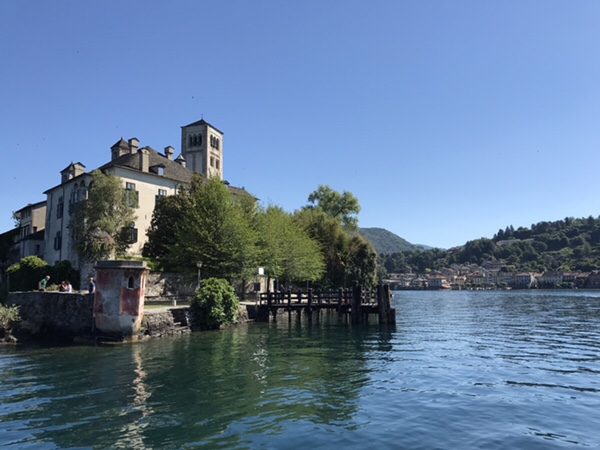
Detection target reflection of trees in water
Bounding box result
[1,317,395,448]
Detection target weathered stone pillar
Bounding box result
[94,260,148,339]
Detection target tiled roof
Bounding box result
[181,119,224,134]
[111,137,129,149]
[100,147,196,184]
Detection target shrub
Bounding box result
[7,256,49,291]
[6,257,81,292]
[191,278,239,329]
[0,304,20,335]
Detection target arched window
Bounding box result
[128,276,134,289]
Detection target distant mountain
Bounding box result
[359,227,431,254]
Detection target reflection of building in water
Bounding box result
[115,345,153,449]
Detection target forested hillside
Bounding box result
[359,227,428,254]
[383,216,600,273]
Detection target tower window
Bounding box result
[54,231,62,250]
[57,196,64,219]
[210,156,214,167]
[128,276,135,289]
[216,159,220,170]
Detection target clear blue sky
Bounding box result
[1,1,600,249]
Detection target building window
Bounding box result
[210,156,214,167]
[210,135,220,149]
[124,183,138,208]
[57,196,64,219]
[124,226,138,244]
[216,159,220,170]
[157,166,165,176]
[156,189,167,203]
[128,276,135,289]
[54,231,62,250]
[189,135,193,147]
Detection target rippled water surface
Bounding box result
[1,290,600,449]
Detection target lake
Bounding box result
[1,290,599,449]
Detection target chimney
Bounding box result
[164,146,175,160]
[129,138,140,154]
[175,154,186,168]
[138,148,150,172]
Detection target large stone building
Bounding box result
[22,119,233,270]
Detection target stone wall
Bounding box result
[7,292,93,340]
[146,272,197,303]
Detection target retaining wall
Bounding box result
[7,292,93,340]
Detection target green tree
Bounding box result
[256,206,324,286]
[143,194,187,261]
[306,185,361,229]
[295,208,377,288]
[71,171,137,261]
[167,177,257,280]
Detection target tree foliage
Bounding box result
[71,171,137,262]
[191,277,239,329]
[382,215,600,274]
[295,209,377,288]
[306,185,361,230]
[165,177,258,280]
[6,257,80,291]
[143,195,186,261]
[7,256,49,291]
[256,206,324,284]
[0,304,20,335]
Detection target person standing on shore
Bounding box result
[88,277,95,294]
[38,275,50,291]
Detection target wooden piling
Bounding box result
[351,285,361,324]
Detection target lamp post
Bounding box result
[257,267,265,293]
[196,261,203,291]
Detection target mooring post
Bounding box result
[377,284,386,324]
[306,288,313,320]
[337,288,343,313]
[351,285,361,324]
[384,284,396,324]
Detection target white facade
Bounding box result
[40,118,230,270]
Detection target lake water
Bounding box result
[1,290,600,449]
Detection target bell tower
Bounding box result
[180,119,224,179]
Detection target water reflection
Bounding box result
[1,291,599,449]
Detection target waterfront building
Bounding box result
[586,271,600,288]
[537,271,563,288]
[0,201,47,280]
[511,272,536,289]
[39,119,238,269]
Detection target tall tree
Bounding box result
[166,176,258,280]
[306,185,361,230]
[71,171,137,262]
[256,206,324,286]
[295,208,377,288]
[143,194,187,261]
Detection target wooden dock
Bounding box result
[255,285,396,325]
